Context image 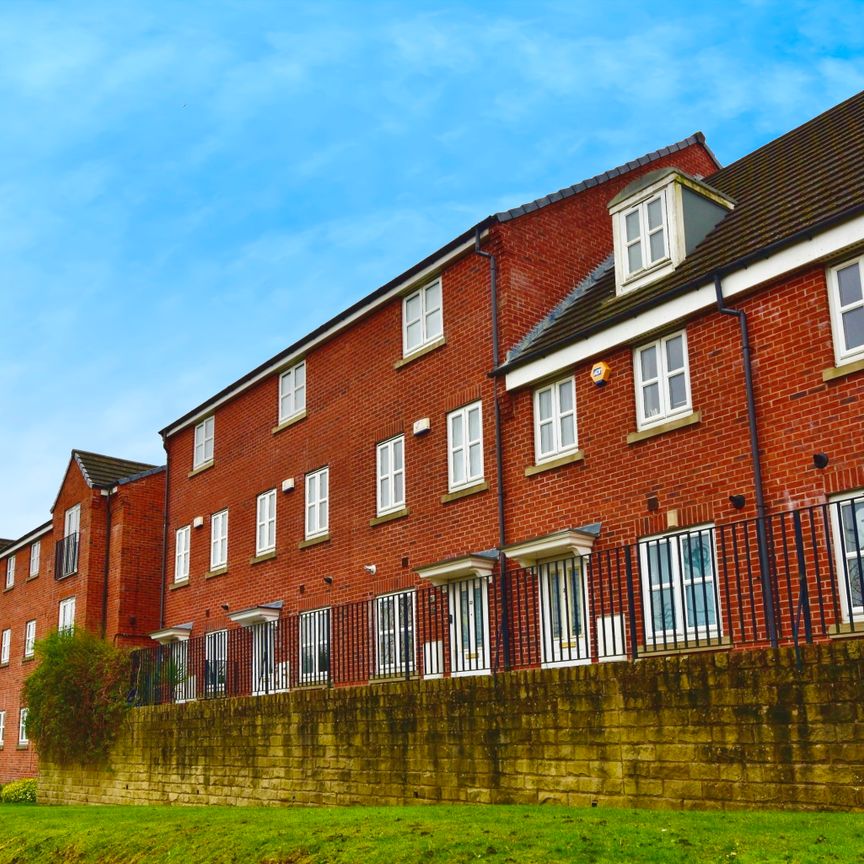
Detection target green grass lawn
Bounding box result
[0,804,860,863]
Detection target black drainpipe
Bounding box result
[100,486,114,639]
[714,273,777,647]
[158,435,170,630]
[475,226,510,669]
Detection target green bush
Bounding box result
[2,778,36,803]
[23,629,131,765]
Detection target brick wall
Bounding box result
[39,640,864,810]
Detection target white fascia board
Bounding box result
[505,214,864,391]
[0,524,53,560]
[165,234,482,438]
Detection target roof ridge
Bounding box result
[507,254,615,362]
[495,133,717,222]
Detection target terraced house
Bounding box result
[0,451,164,782]
[141,91,864,702]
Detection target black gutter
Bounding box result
[714,274,778,647]
[474,226,510,670]
[496,201,864,376]
[100,487,114,639]
[158,435,170,630]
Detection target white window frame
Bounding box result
[5,557,14,590]
[402,278,443,357]
[305,467,329,540]
[278,360,306,424]
[0,710,6,746]
[0,629,10,664]
[537,557,591,667]
[447,401,484,492]
[533,377,578,463]
[210,510,228,570]
[23,620,36,658]
[638,526,721,645]
[633,330,692,430]
[375,590,415,677]
[174,526,191,583]
[829,491,864,622]
[205,629,228,697]
[256,490,277,555]
[376,436,405,516]
[621,192,670,278]
[828,257,864,366]
[58,597,76,633]
[447,577,491,677]
[299,608,330,685]
[60,504,81,578]
[250,620,289,696]
[18,708,28,746]
[29,541,40,578]
[193,416,215,469]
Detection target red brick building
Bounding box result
[137,91,864,701]
[0,451,164,782]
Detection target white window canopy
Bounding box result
[502,524,601,569]
[415,551,497,586]
[227,601,283,628]
[609,168,734,295]
[150,623,194,644]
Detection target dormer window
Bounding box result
[623,192,670,278]
[610,168,734,296]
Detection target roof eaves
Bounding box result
[115,465,166,487]
[0,520,53,559]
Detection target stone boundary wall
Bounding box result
[40,641,864,810]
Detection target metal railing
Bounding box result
[132,495,864,706]
[54,533,79,580]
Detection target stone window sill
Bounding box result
[16,744,29,751]
[26,575,38,582]
[3,586,13,593]
[0,662,8,669]
[205,566,228,580]
[272,410,307,436]
[822,357,864,382]
[250,550,277,565]
[169,579,190,591]
[626,410,701,444]
[441,481,488,505]
[299,533,331,550]
[525,450,585,477]
[394,336,446,370]
[21,655,34,664]
[188,460,214,479]
[370,507,410,527]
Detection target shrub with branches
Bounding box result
[23,629,131,765]
[1,778,36,803]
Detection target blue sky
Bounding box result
[1,0,863,538]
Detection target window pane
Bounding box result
[379,446,389,476]
[838,264,863,307]
[668,372,687,409]
[627,240,642,273]
[842,501,864,551]
[451,414,464,448]
[425,307,442,339]
[452,453,465,486]
[646,198,663,230]
[649,228,665,262]
[393,472,404,504]
[842,307,864,351]
[393,440,403,471]
[848,558,864,608]
[665,335,684,371]
[558,380,573,413]
[625,210,640,241]
[406,320,422,350]
[643,383,661,418]
[538,388,553,421]
[640,345,657,381]
[540,422,554,455]
[468,406,480,441]
[405,293,421,321]
[560,415,576,448]
[425,281,441,309]
[468,442,482,478]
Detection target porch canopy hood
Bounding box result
[501,524,601,569]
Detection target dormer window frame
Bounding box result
[611,180,680,295]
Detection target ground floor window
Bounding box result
[169,640,195,703]
[830,492,864,621]
[375,590,415,677]
[537,557,589,665]
[447,577,490,675]
[18,708,28,745]
[205,629,227,697]
[638,525,720,646]
[251,621,288,695]
[299,608,330,685]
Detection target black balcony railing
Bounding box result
[54,533,79,580]
[132,495,864,707]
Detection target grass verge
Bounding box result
[0,804,861,863]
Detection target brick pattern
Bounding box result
[39,640,864,810]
